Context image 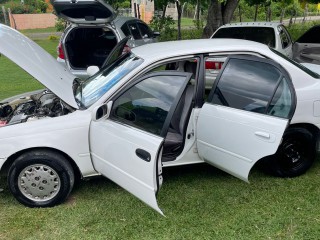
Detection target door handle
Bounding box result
[254,131,270,139]
[136,149,151,162]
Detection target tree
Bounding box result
[203,0,239,38]
[245,0,265,21]
[154,0,171,22]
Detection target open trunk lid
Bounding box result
[51,0,116,24]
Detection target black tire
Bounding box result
[269,128,316,177]
[8,150,74,207]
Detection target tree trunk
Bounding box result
[160,4,167,30]
[303,3,308,22]
[266,4,271,21]
[196,0,200,21]
[280,8,285,23]
[202,0,239,38]
[238,4,242,22]
[254,4,259,22]
[176,0,182,40]
[161,4,167,20]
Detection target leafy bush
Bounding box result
[158,28,203,42]
[150,15,176,41]
[5,2,35,14]
[24,0,47,13]
[55,18,67,32]
[48,35,58,40]
[287,20,320,41]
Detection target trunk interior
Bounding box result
[65,27,118,69]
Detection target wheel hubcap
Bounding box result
[18,164,61,202]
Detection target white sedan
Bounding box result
[1,24,320,214]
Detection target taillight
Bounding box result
[57,42,65,59]
[123,44,131,54]
[205,61,223,70]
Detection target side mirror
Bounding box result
[87,66,99,77]
[92,101,113,121]
[153,32,160,38]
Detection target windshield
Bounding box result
[76,53,143,107]
[270,48,320,79]
[212,27,275,48]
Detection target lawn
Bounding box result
[1,38,320,239]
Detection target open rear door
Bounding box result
[197,55,296,181]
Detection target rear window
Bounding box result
[212,27,275,48]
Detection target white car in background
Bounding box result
[208,22,320,83]
[1,24,320,214]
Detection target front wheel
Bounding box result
[269,128,317,177]
[8,150,74,207]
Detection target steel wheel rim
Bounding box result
[280,139,306,172]
[18,164,61,202]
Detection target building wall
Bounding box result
[132,0,154,23]
[9,13,56,30]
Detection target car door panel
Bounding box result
[90,120,164,214]
[197,104,288,182]
[293,43,320,64]
[197,55,295,182]
[293,25,320,64]
[90,71,191,214]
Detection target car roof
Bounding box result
[113,16,140,26]
[131,38,271,62]
[219,22,282,28]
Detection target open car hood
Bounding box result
[0,24,78,109]
[51,0,116,24]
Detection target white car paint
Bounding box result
[197,104,288,182]
[0,24,78,109]
[301,63,320,75]
[2,25,320,213]
[90,119,164,215]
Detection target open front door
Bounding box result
[197,55,295,181]
[293,25,320,65]
[90,71,191,214]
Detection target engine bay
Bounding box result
[0,90,74,127]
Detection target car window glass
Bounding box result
[204,56,226,98]
[128,22,142,40]
[267,77,292,118]
[212,27,275,48]
[209,58,282,114]
[278,26,290,49]
[111,75,186,135]
[78,53,143,107]
[121,24,130,37]
[296,26,320,43]
[137,22,152,38]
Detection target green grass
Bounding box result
[1,162,320,239]
[2,37,320,239]
[20,27,57,34]
[0,39,58,100]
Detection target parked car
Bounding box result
[1,24,320,214]
[53,0,159,79]
[209,22,320,82]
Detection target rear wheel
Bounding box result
[8,150,74,207]
[269,128,316,177]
